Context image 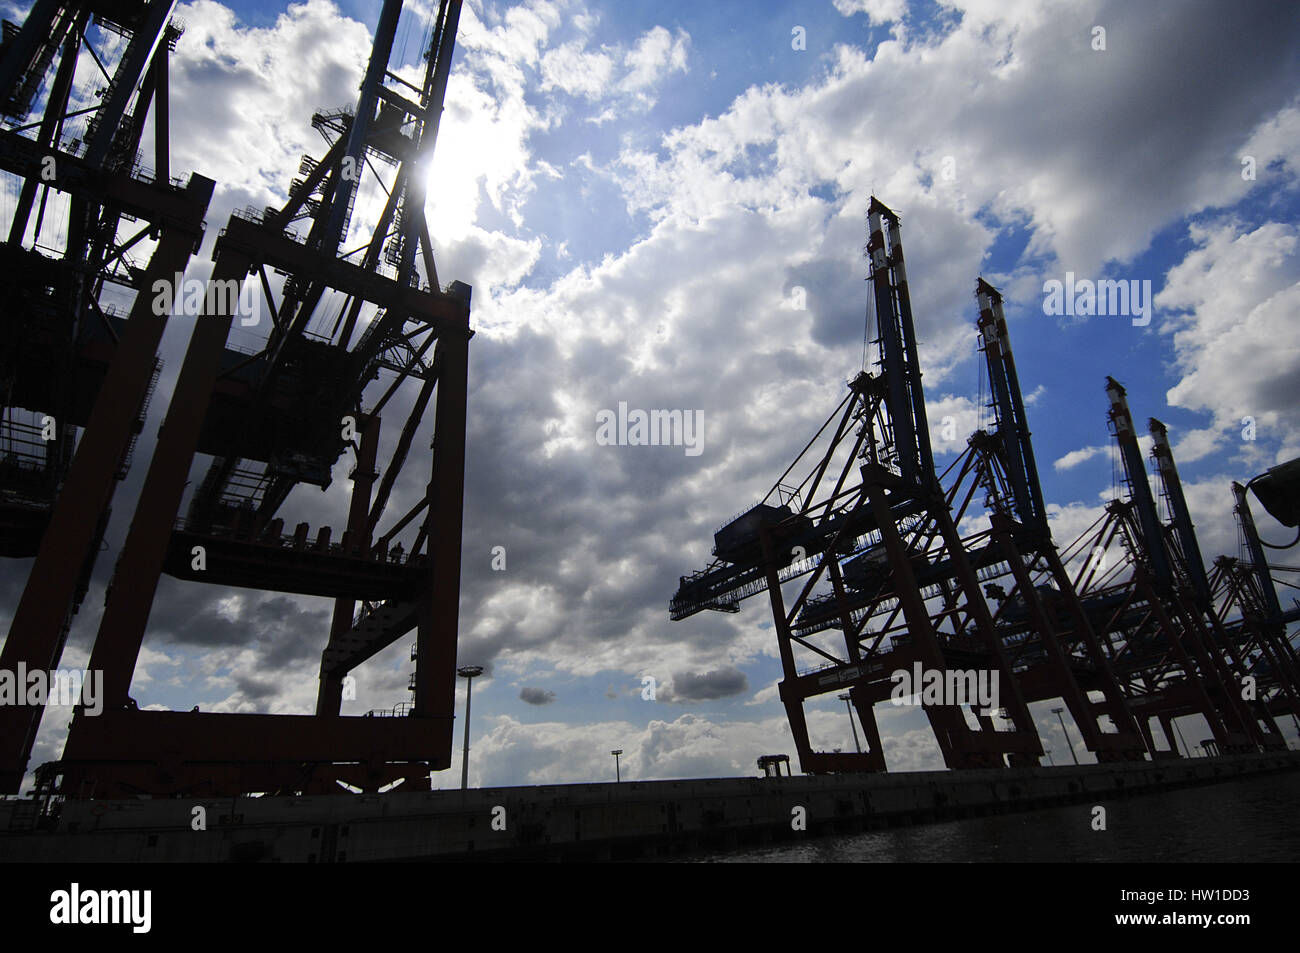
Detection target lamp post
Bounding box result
[837,693,862,754]
[1045,748,1054,766]
[611,749,623,782]
[1052,707,1080,765]
[457,665,483,789]
[1172,718,1190,758]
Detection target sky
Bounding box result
[2,0,1299,789]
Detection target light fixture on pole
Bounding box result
[1172,718,1190,758]
[611,749,623,782]
[1052,707,1080,765]
[837,693,862,754]
[457,665,484,790]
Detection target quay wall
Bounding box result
[2,751,1297,862]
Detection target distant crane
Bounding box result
[669,199,1300,773]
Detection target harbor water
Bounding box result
[683,770,1300,862]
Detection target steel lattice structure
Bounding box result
[0,0,213,793]
[670,199,1300,773]
[672,199,1044,772]
[2,0,474,797]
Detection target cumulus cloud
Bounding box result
[745,680,780,707]
[833,0,908,26]
[1053,434,1155,474]
[619,26,688,95]
[663,667,750,702]
[1054,444,1109,471]
[540,41,615,99]
[9,0,1300,789]
[1158,219,1300,464]
[927,394,983,455]
[519,686,557,705]
[539,24,687,108]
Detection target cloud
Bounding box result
[833,0,908,25]
[745,680,780,707]
[926,394,983,454]
[1169,427,1223,466]
[539,23,688,106]
[540,41,615,99]
[9,0,1300,791]
[1158,219,1300,464]
[469,711,822,785]
[619,26,688,96]
[519,686,557,705]
[664,667,750,702]
[1054,444,1109,471]
[1045,501,1110,555]
[167,0,373,202]
[1053,434,1155,473]
[461,705,954,787]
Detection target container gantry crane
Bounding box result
[943,280,1147,762]
[1060,380,1259,756]
[0,0,213,794]
[670,200,1300,773]
[671,199,1042,773]
[44,0,473,797]
[1149,419,1289,749]
[1206,465,1300,735]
